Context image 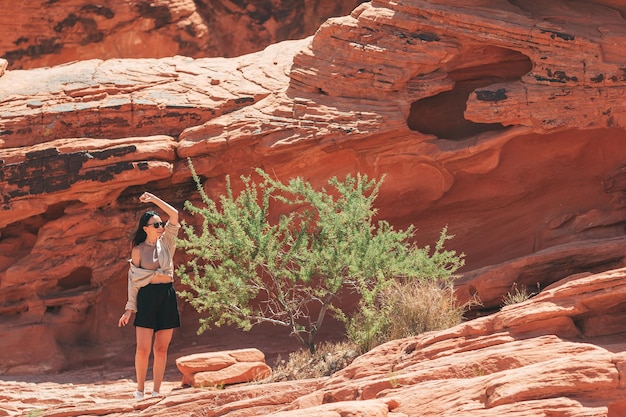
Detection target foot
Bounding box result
[151,391,161,397]
[133,390,144,400]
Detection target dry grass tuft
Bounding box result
[381,279,470,341]
[502,282,539,306]
[262,341,360,382]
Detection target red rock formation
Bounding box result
[1,0,626,377]
[176,348,272,387]
[0,0,365,70]
[2,268,626,416]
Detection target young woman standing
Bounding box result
[118,192,181,399]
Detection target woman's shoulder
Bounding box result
[132,244,142,252]
[131,244,142,263]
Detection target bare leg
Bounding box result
[152,328,174,393]
[135,326,154,393]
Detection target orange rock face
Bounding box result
[2,268,626,416]
[1,0,626,395]
[0,0,365,69]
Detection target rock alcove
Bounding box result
[408,46,532,139]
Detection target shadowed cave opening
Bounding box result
[43,267,93,316]
[0,201,80,273]
[408,46,532,140]
[58,266,93,290]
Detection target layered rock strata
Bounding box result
[0,0,365,69]
[2,268,625,416]
[1,0,626,373]
[176,348,272,387]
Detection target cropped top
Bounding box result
[124,221,180,312]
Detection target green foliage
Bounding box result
[178,159,464,352]
[341,236,468,353]
[338,296,393,354]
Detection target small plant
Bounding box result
[198,381,225,390]
[382,279,469,341]
[262,341,360,382]
[26,411,44,417]
[344,270,473,353]
[502,282,539,306]
[387,370,400,388]
[471,364,486,377]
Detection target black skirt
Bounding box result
[134,282,181,331]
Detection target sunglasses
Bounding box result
[147,221,166,229]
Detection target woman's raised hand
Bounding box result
[139,192,156,204]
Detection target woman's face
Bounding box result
[143,215,165,241]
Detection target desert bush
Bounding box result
[178,159,464,353]
[345,277,473,353]
[383,279,469,339]
[263,340,360,382]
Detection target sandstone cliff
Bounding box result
[1,0,626,387]
[0,0,364,69]
[2,268,626,416]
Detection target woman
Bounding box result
[118,192,181,399]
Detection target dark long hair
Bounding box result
[132,210,159,247]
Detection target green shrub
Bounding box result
[178,160,464,353]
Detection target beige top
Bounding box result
[124,221,180,312]
[138,243,160,270]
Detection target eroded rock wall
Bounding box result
[1,0,626,373]
[0,0,365,70]
[4,268,626,416]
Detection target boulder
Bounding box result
[176,348,271,387]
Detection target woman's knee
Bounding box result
[135,343,152,357]
[153,343,169,357]
[153,329,173,356]
[135,327,154,357]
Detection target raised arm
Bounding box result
[139,192,179,226]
